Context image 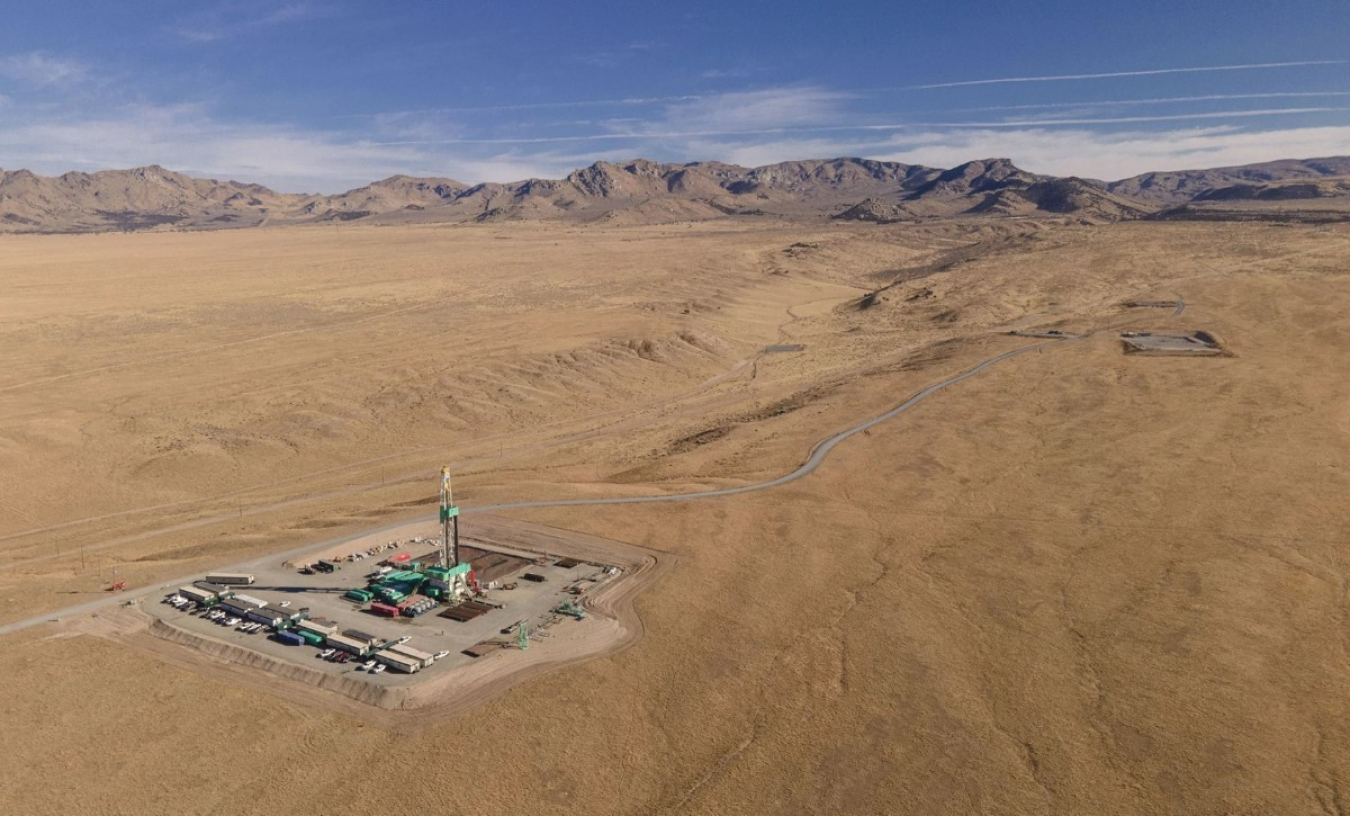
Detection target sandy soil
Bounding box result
[1,218,1349,814]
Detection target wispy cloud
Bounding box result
[361,104,1350,145]
[173,1,335,43]
[0,52,89,87]
[957,91,1350,112]
[870,125,1350,179]
[875,60,1347,91]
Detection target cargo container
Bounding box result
[275,630,305,646]
[370,603,399,617]
[297,630,324,646]
[373,649,421,674]
[389,643,435,668]
[344,589,374,602]
[205,573,255,585]
[326,634,372,656]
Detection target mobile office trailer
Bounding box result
[342,629,380,647]
[295,618,338,637]
[373,649,421,674]
[389,643,435,668]
[230,594,268,609]
[205,573,255,585]
[248,608,288,627]
[326,634,372,656]
[179,586,215,604]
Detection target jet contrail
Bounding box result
[369,107,1350,145]
[958,90,1350,112]
[874,60,1347,91]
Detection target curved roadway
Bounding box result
[0,300,1181,638]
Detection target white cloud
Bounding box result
[869,125,1350,179]
[630,86,853,134]
[173,1,334,42]
[0,53,89,87]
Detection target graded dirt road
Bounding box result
[1,218,1349,815]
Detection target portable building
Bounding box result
[193,581,230,595]
[248,608,287,627]
[220,599,254,617]
[296,618,337,637]
[205,573,255,585]
[389,644,435,668]
[180,586,215,604]
[326,634,372,656]
[373,649,421,674]
[230,594,268,609]
[342,629,380,647]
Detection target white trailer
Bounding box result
[389,643,435,669]
[205,573,255,585]
[373,649,421,674]
[179,586,215,604]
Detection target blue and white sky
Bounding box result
[1,1,1347,192]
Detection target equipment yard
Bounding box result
[145,530,620,686]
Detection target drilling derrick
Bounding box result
[439,466,460,568]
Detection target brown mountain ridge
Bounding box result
[1,155,1348,233]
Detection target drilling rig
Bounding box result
[439,466,460,568]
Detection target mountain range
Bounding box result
[2,155,1349,233]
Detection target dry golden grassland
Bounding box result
[1,218,1349,814]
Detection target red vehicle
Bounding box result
[107,581,127,592]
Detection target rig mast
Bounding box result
[439,466,460,567]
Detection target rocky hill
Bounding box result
[2,154,1348,233]
[1106,156,1350,203]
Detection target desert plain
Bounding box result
[1,215,1349,814]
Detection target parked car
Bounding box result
[371,664,386,675]
[319,648,335,659]
[361,660,376,671]
[278,601,291,608]
[434,650,450,661]
[396,635,411,645]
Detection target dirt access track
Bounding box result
[70,514,671,729]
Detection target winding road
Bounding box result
[0,301,1179,638]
